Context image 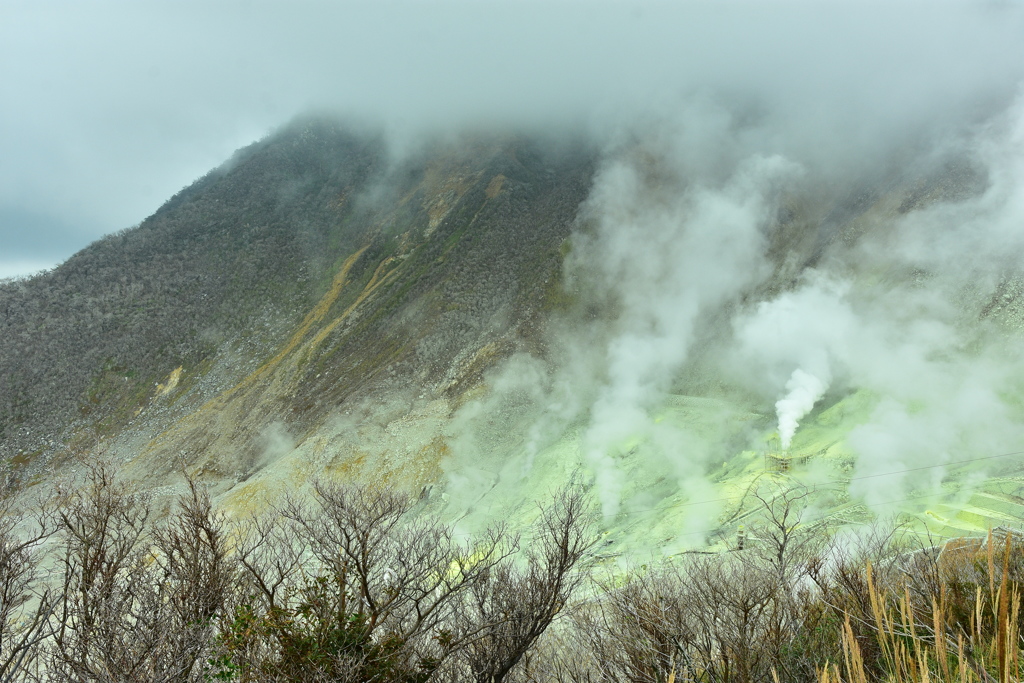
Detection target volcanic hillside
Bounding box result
[3,108,1024,550]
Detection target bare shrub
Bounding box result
[7,464,1021,683]
[0,494,54,683]
[747,484,824,584]
[47,465,160,682]
[457,485,598,683]
[571,564,692,683]
[553,484,828,683]
[215,480,516,682]
[151,476,235,682]
[47,466,231,683]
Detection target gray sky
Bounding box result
[2,0,1023,279]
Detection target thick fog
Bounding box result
[2,0,1023,277]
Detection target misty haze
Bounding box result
[2,1,1024,681]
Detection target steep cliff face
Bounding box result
[4,104,1024,550]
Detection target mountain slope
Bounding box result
[0,120,595,493]
[4,105,1024,552]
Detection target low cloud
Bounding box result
[3,1,1024,276]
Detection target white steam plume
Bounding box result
[568,102,802,516]
[442,100,804,520]
[776,368,829,450]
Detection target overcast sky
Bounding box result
[2,0,1023,279]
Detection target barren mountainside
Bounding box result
[0,120,594,480]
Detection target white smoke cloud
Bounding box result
[439,101,806,519]
[724,91,1024,506]
[776,368,829,450]
[731,275,853,398]
[573,146,801,515]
